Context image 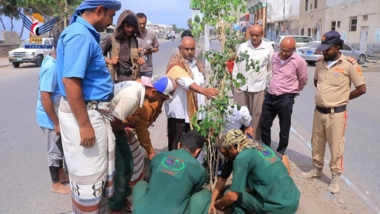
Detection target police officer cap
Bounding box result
[316,31,342,52]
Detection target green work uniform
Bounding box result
[108,130,134,211]
[132,149,211,214]
[223,145,300,214]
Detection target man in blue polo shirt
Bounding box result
[56,0,121,213]
[36,32,70,195]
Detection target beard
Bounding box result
[323,52,339,61]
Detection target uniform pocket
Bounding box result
[326,70,347,86]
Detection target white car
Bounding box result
[8,38,53,68]
[274,35,314,51]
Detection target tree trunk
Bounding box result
[10,17,14,44]
[0,17,6,31]
[19,22,24,39]
[63,0,68,28]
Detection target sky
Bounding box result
[0,0,193,40]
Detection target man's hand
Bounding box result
[54,124,60,136]
[148,151,156,160]
[203,88,219,99]
[244,126,254,138]
[110,56,119,65]
[208,204,217,214]
[126,118,139,129]
[137,57,145,66]
[79,124,96,148]
[214,200,223,210]
[138,48,143,53]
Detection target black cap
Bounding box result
[316,31,341,51]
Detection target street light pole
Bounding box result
[283,0,286,33]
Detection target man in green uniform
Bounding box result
[132,131,211,214]
[209,129,300,214]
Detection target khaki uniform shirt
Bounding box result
[314,54,365,108]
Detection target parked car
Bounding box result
[274,35,314,51]
[296,41,367,65]
[8,38,53,68]
[166,35,175,40]
[262,38,275,49]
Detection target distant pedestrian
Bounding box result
[136,12,159,78]
[36,32,70,195]
[303,31,366,194]
[232,24,274,141]
[102,10,145,82]
[260,37,308,154]
[56,0,121,212]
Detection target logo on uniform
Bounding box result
[322,36,326,42]
[156,155,188,179]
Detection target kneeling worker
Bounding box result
[209,129,300,214]
[132,131,211,214]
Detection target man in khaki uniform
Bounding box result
[303,31,366,194]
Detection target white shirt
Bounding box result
[165,59,205,123]
[222,105,251,134]
[232,40,274,92]
[110,81,145,121]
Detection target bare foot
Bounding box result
[51,183,71,195]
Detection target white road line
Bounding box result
[290,126,380,213]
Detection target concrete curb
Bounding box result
[0,63,10,68]
[366,59,380,64]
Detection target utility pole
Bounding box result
[283,0,286,33]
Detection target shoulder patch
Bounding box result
[346,57,357,65]
[356,66,363,76]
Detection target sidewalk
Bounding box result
[147,100,375,214]
[0,57,10,68]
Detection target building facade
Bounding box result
[247,0,300,41]
[299,0,326,41]
[325,0,380,55]
[299,0,380,55]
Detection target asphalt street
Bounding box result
[0,39,378,213]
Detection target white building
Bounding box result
[247,0,300,41]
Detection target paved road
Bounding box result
[0,39,378,213]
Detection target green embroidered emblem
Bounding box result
[156,155,188,179]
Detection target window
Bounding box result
[337,21,341,28]
[349,17,357,31]
[305,0,308,11]
[301,28,304,35]
[314,0,318,8]
[307,28,311,36]
[342,44,352,51]
[43,39,50,45]
[310,4,312,9]
[331,21,336,31]
[363,15,368,21]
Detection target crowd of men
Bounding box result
[35,0,366,213]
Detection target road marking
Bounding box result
[290,126,380,213]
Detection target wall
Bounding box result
[299,0,327,40]
[0,44,21,57]
[324,0,380,55]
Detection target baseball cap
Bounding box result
[316,31,342,52]
[141,76,174,98]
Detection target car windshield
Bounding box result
[302,42,320,48]
[20,39,30,47]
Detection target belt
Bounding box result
[117,68,132,76]
[316,105,346,114]
[63,93,114,104]
[267,93,299,99]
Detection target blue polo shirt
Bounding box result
[56,16,113,101]
[36,55,62,129]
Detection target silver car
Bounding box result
[297,41,367,65]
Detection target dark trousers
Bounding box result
[167,118,191,151]
[260,92,295,154]
[108,130,133,211]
